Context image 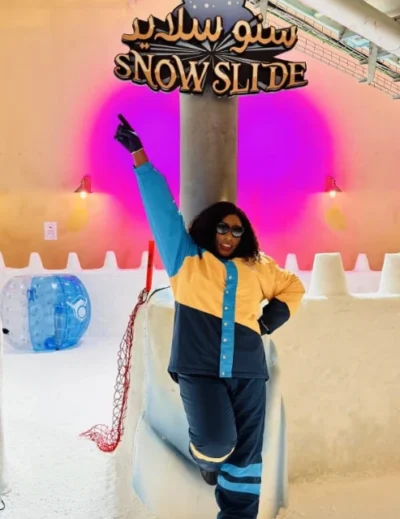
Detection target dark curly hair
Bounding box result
[188,201,261,263]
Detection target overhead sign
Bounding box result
[114,1,308,96]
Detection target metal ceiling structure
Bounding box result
[247,0,400,99]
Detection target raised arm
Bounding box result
[258,255,305,335]
[115,114,195,277]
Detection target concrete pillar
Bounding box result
[179,92,238,226]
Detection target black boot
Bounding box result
[200,469,218,486]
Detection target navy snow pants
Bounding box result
[178,375,266,519]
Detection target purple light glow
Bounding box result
[84,84,334,265]
[237,89,335,238]
[85,85,180,215]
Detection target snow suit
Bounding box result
[134,162,305,518]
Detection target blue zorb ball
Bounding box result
[1,275,91,352]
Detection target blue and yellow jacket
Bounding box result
[135,162,305,381]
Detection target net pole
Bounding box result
[146,240,155,294]
[80,240,156,452]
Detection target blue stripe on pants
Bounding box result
[217,475,261,496]
[221,463,263,478]
[178,375,266,519]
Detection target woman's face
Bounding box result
[215,214,244,258]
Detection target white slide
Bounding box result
[117,286,287,519]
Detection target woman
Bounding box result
[115,114,305,519]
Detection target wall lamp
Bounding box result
[74,175,92,199]
[326,176,342,199]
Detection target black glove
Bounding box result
[258,298,290,336]
[114,114,143,153]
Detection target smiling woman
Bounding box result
[114,114,305,518]
[215,217,245,257]
[188,201,260,262]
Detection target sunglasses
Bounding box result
[216,222,245,238]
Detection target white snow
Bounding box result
[1,250,400,518]
[1,338,152,519]
[2,327,400,518]
[276,472,400,518]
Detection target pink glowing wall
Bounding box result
[1,2,399,270]
[76,49,400,270]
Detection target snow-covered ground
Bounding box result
[2,337,400,519]
[1,338,153,519]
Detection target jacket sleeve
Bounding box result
[258,256,305,335]
[134,162,196,277]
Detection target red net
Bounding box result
[80,241,155,453]
[80,288,148,452]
